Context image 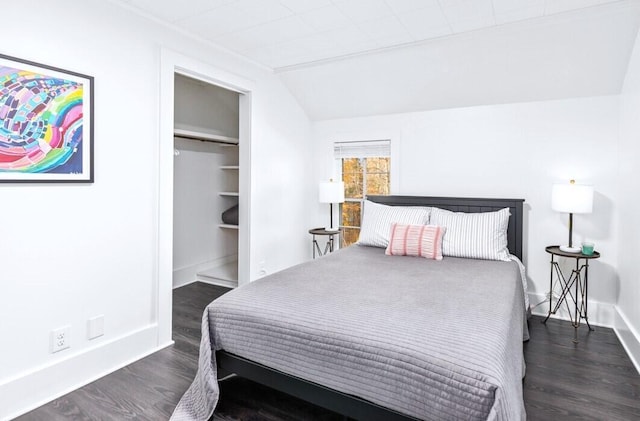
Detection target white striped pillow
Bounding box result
[430,207,510,261]
[358,200,431,248]
[385,224,445,260]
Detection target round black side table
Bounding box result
[543,245,600,343]
[308,228,340,259]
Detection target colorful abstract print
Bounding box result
[0,66,84,174]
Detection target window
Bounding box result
[334,140,391,246]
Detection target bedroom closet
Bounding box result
[173,73,240,289]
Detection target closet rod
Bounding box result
[174,129,239,145]
[174,134,238,145]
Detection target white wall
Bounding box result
[172,138,238,287]
[313,95,620,325]
[0,0,313,418]
[617,27,640,372]
[248,78,316,273]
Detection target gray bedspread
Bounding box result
[171,245,528,421]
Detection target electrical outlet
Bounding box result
[51,325,70,353]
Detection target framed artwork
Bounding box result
[0,53,94,182]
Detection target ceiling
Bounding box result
[119,0,627,70]
[281,2,640,119]
[115,0,640,120]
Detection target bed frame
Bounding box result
[217,195,525,420]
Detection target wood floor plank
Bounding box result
[16,282,640,420]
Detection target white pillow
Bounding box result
[358,200,430,248]
[430,207,510,261]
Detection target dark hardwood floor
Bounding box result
[523,315,640,420]
[17,282,640,420]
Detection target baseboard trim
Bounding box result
[528,292,615,327]
[613,306,640,375]
[0,324,172,421]
[173,255,237,288]
[173,277,198,289]
[197,277,238,289]
[173,263,199,288]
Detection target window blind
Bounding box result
[333,140,390,159]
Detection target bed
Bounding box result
[172,195,528,421]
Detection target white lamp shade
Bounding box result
[551,182,593,214]
[319,181,345,203]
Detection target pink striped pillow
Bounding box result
[385,224,445,260]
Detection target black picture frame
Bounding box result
[0,53,94,183]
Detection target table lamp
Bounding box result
[319,179,345,231]
[551,179,593,253]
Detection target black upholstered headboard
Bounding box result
[367,195,525,261]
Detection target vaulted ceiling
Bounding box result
[116,0,640,120]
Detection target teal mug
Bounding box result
[581,242,595,256]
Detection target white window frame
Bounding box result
[334,140,391,246]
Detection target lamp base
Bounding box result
[559,245,581,253]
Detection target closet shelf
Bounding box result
[219,224,239,230]
[197,261,238,287]
[219,192,239,197]
[174,127,238,145]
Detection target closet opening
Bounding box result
[172,73,241,290]
[158,49,252,346]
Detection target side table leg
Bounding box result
[573,261,580,343]
[542,255,555,324]
[584,260,594,331]
[323,240,331,255]
[312,236,321,259]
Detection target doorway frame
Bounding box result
[157,48,253,346]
